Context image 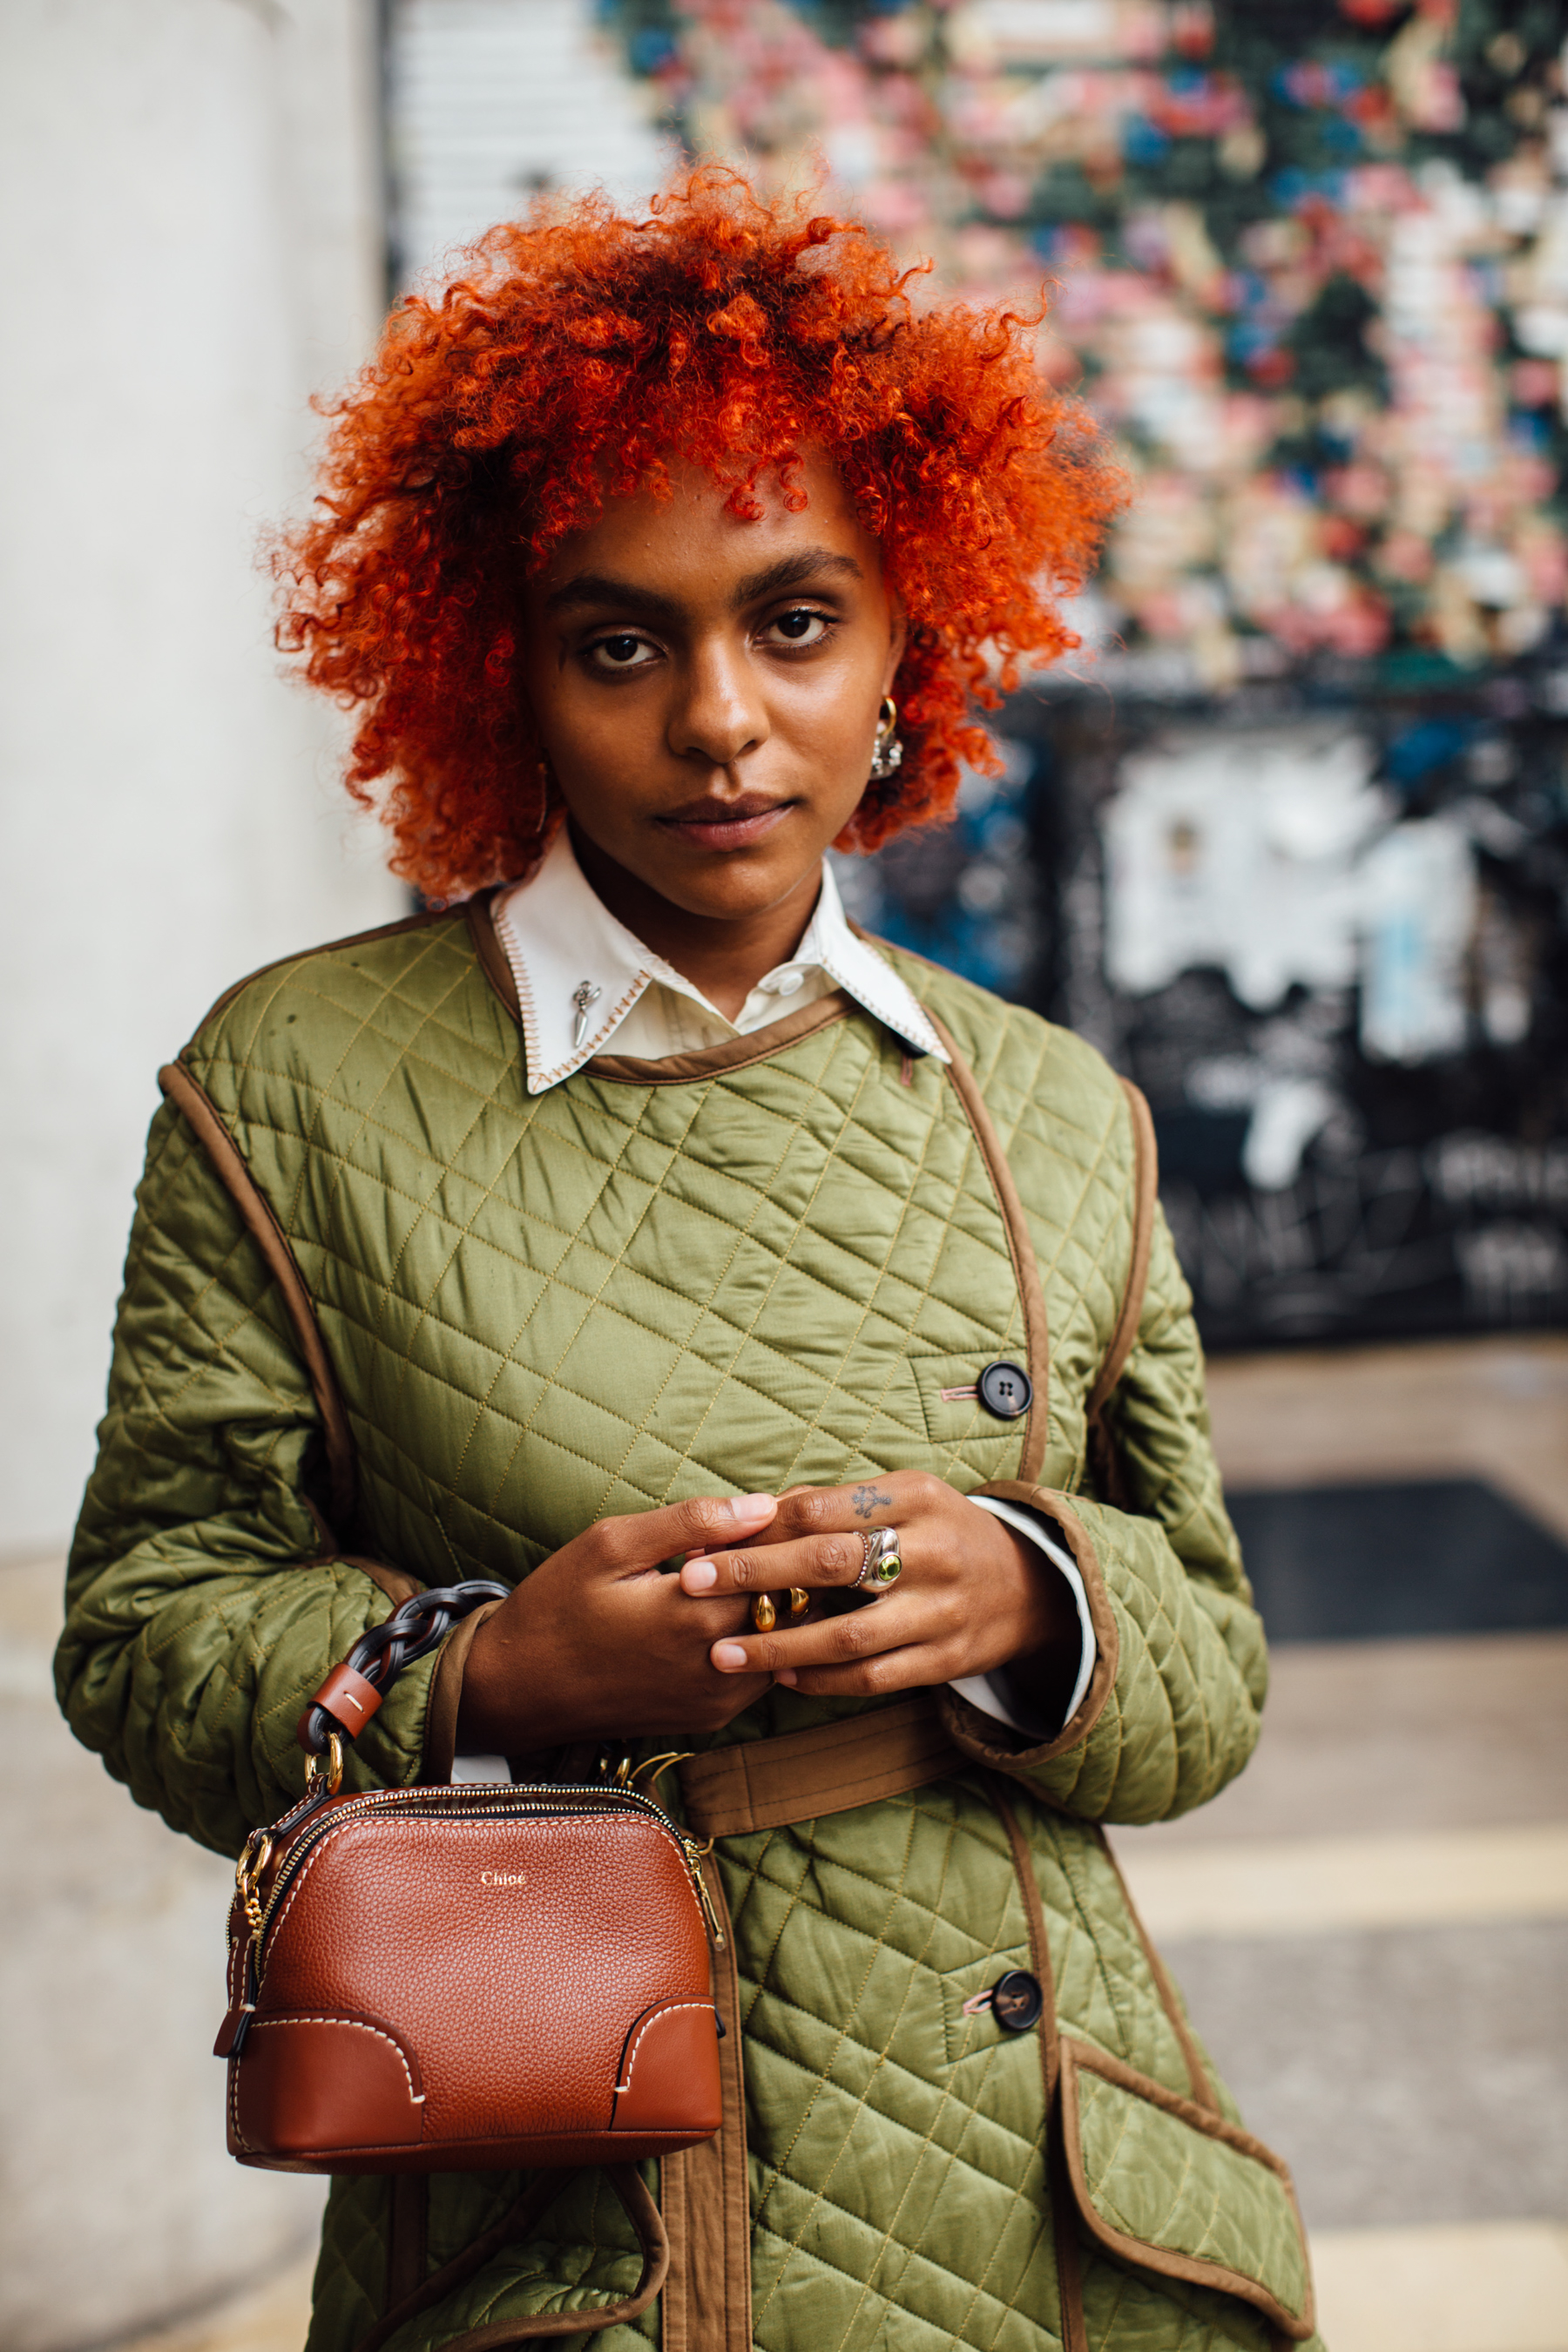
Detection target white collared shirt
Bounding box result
[455,829,1094,1769]
[490,828,948,1092]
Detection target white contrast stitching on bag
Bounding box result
[614,2002,713,2095]
[246,2015,425,2105]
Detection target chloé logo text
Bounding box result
[480,1870,528,1888]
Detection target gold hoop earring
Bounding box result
[869,696,903,782]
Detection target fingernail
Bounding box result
[774,1669,798,1686]
[682,1560,719,1592]
[723,1492,774,1521]
[712,1642,749,1671]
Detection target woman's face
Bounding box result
[519,453,904,925]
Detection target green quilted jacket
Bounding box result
[59,903,1321,2352]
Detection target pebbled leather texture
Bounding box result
[226,1792,718,2173]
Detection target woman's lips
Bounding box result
[656,795,796,850]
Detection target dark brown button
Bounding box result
[977,1360,1032,1420]
[990,1970,1044,2034]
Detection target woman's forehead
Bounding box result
[529,452,880,598]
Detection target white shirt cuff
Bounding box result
[950,1495,1096,1740]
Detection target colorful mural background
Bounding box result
[387,0,1568,1345]
[604,0,1568,684]
[579,0,1568,1348]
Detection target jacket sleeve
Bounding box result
[56,1098,436,1857]
[943,1200,1267,1824]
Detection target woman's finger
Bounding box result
[740,1470,953,1547]
[709,1591,925,1675]
[592,1490,777,1573]
[679,1527,872,1597]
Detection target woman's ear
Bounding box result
[881,605,908,696]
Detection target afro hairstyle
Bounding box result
[274,166,1123,900]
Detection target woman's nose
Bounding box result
[667,640,768,767]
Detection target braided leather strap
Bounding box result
[299,1580,510,1754]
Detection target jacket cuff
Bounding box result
[419,1599,505,1785]
[938,1486,1119,1773]
[957,1494,1096,1735]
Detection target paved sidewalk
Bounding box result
[1115,1334,1568,2352]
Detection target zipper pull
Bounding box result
[214,1946,260,2058]
[684,1838,726,1949]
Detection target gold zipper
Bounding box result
[254,1780,721,1958]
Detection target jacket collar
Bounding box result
[490,828,948,1094]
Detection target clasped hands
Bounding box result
[456,1470,1078,1756]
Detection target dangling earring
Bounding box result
[869,696,903,782]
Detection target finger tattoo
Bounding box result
[852,1484,893,1520]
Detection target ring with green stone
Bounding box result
[854,1524,902,1595]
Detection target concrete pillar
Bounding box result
[0,0,402,1563]
[0,5,397,2343]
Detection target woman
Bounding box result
[59,172,1319,2352]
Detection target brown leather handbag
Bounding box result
[214,1583,724,2183]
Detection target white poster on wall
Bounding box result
[1356,815,1477,1064]
[1103,727,1387,1010]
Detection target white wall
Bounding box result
[0,0,404,1560]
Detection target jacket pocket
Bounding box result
[1058,2038,1316,2342]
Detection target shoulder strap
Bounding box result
[1085,1078,1157,1429]
[159,1060,368,1550]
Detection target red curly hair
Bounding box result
[276,167,1123,900]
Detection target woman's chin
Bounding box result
[631,839,829,925]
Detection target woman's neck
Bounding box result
[568,821,822,1021]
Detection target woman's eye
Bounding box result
[767,608,831,646]
[587,633,657,671]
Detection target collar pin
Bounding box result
[571,980,602,1051]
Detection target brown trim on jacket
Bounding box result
[981,1774,1086,2351]
[589,992,854,1084]
[987,1778,1062,2109]
[158,1060,357,1535]
[466,886,860,1084]
[923,1012,1052,1486]
[1084,1080,1158,1506]
[1058,2039,1316,2342]
[1084,1079,1158,1425]
[355,2166,668,2352]
[849,925,1156,1491]
[465,888,519,1018]
[1095,1827,1218,2113]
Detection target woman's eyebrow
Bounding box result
[543,547,863,618]
[544,571,682,618]
[732,550,864,602]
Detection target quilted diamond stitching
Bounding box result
[62,912,1275,2352]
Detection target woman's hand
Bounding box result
[677,1471,1079,1715]
[456,1492,779,1754]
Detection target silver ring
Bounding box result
[854,1525,902,1595]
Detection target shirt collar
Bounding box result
[490,828,949,1093]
